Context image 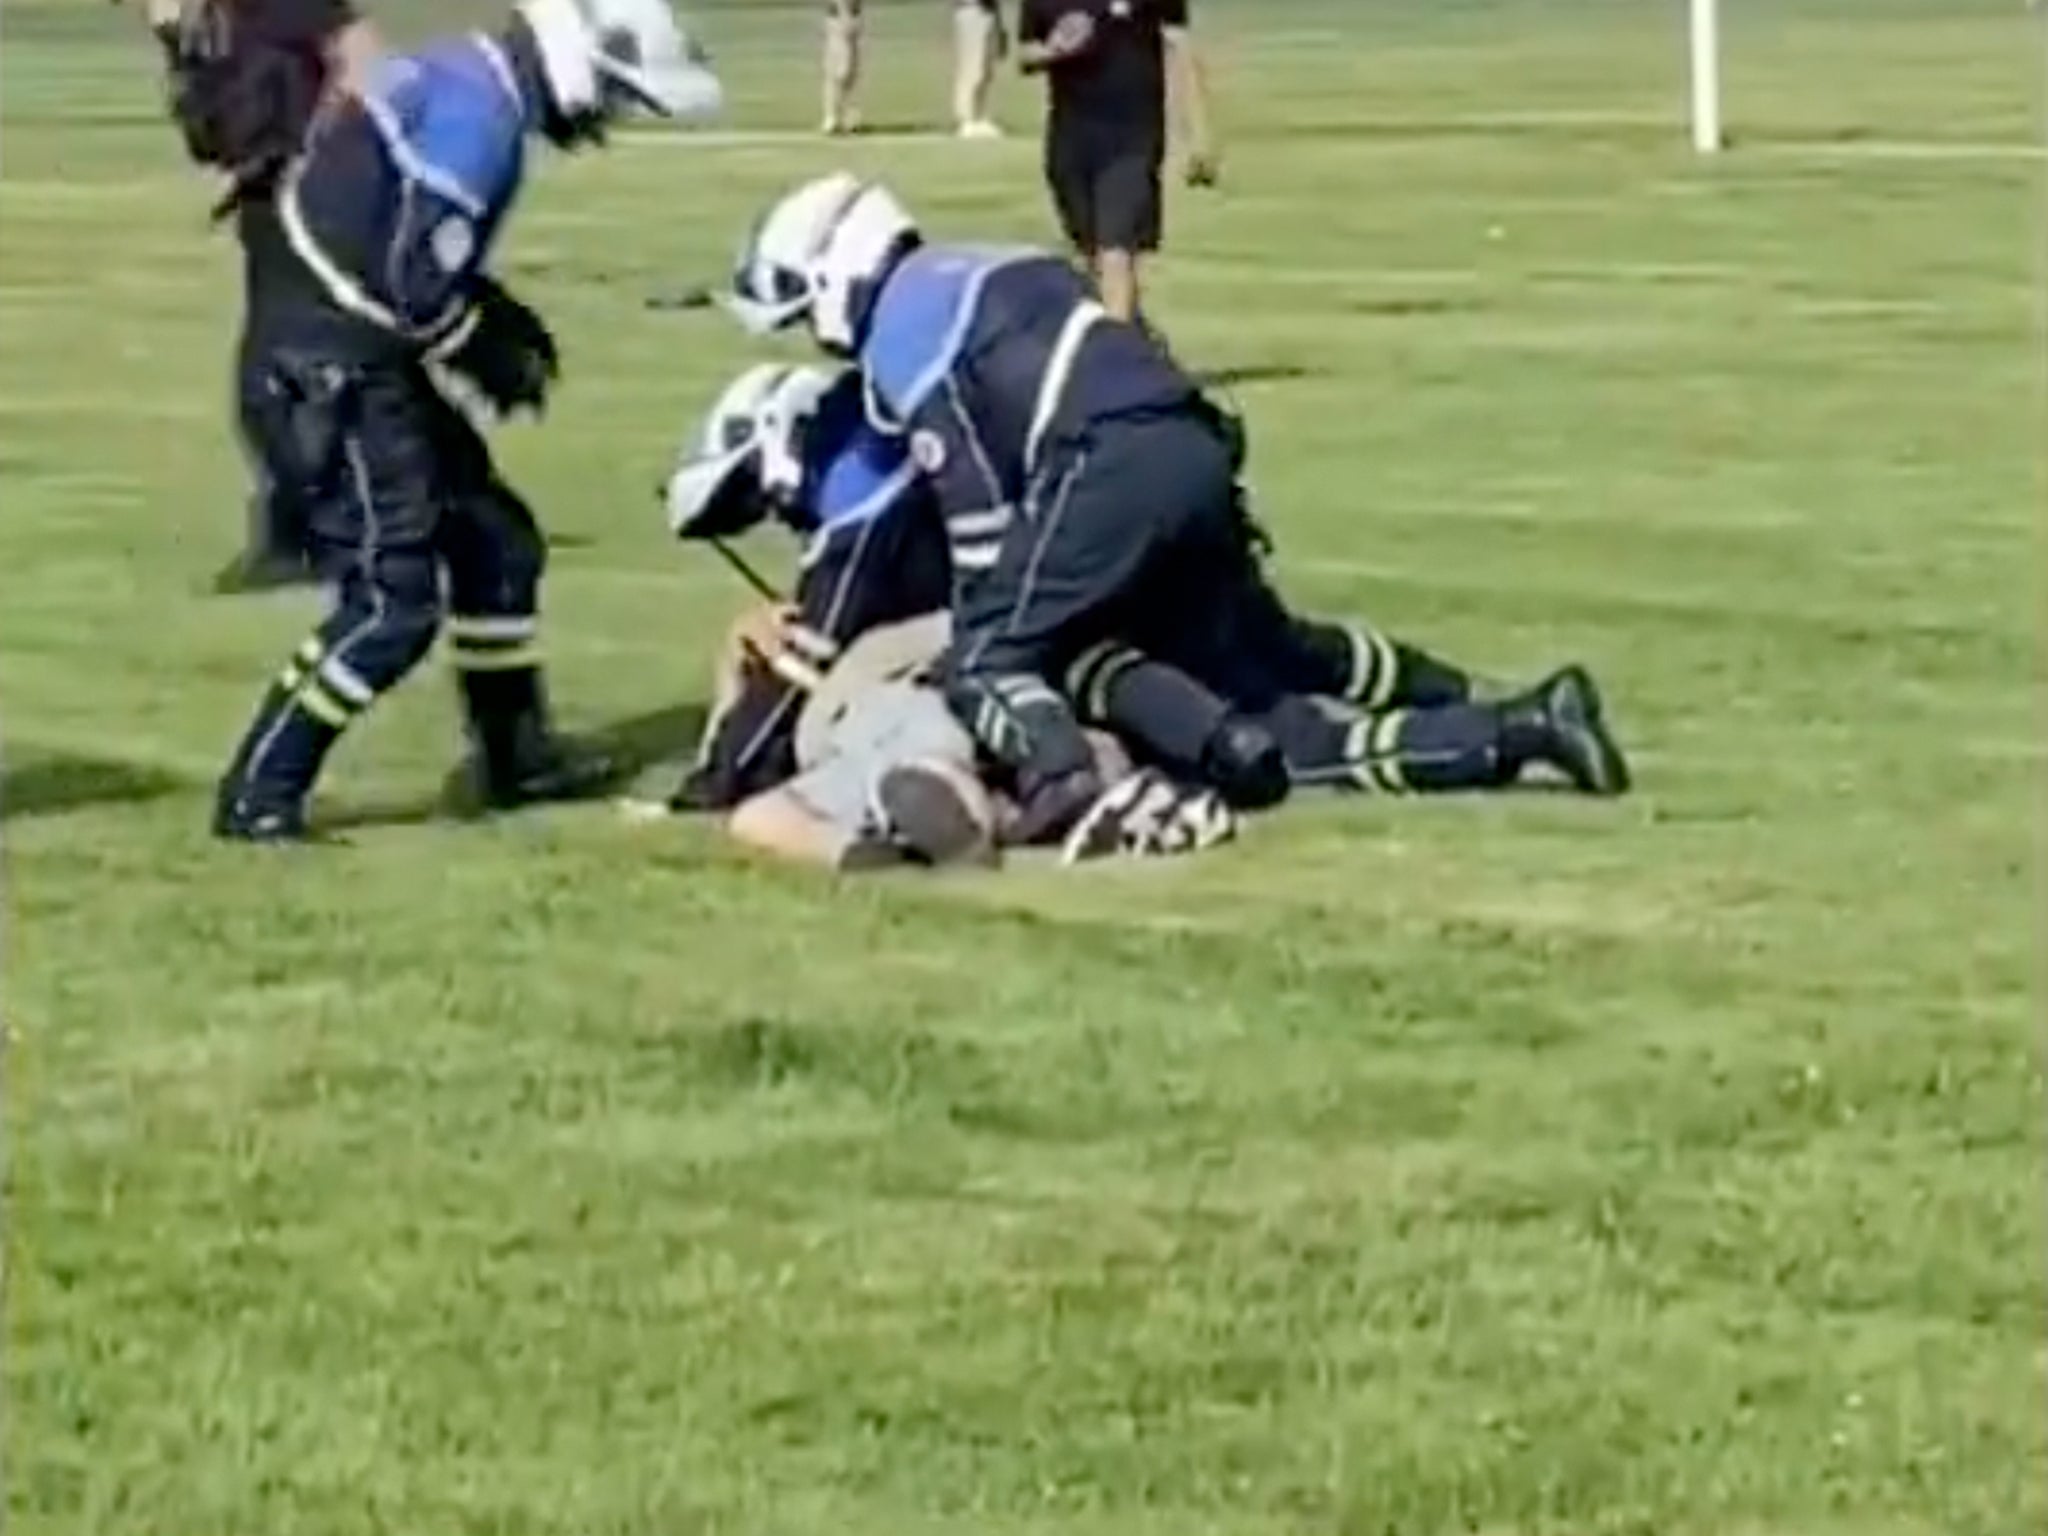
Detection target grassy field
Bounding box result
[2,1,2042,1532]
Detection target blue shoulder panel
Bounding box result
[810,381,918,531]
[359,37,526,222]
[860,244,1036,425]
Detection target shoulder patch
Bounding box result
[909,429,947,473]
[430,216,476,274]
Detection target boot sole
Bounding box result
[1550,667,1632,797]
[212,811,335,846]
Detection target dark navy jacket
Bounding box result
[270,34,532,361]
[680,375,952,809]
[855,245,1197,581]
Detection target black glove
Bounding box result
[440,279,559,418]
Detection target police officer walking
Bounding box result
[210,0,722,842]
[143,0,379,593]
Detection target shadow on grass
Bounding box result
[1339,295,1480,319]
[0,751,189,820]
[322,700,710,833]
[1189,363,1322,390]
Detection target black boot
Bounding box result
[456,667,615,811]
[212,789,318,844]
[213,672,348,844]
[1499,666,1631,796]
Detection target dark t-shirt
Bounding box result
[1020,0,1187,145]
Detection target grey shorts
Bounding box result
[784,682,975,836]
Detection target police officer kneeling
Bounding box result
[212,0,721,842]
[729,175,1632,846]
[731,173,1286,844]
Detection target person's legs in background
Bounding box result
[952,0,1005,137]
[821,0,863,134]
[1091,151,1165,327]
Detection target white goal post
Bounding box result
[1689,0,1723,153]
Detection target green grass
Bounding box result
[3,1,2042,1532]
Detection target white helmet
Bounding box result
[665,363,839,538]
[517,0,723,123]
[728,173,919,353]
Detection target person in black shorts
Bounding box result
[1017,0,1214,324]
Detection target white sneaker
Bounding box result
[1059,770,1237,866]
[957,118,1004,141]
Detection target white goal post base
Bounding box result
[1690,0,1723,153]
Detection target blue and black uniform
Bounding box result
[216,26,595,836]
[1064,545,1525,796]
[854,242,1284,830]
[851,240,1595,815]
[678,375,952,809]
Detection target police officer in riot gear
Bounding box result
[660,363,953,811]
[211,0,721,842]
[728,174,1630,843]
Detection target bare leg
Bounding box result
[822,0,862,134]
[729,788,873,868]
[952,1,1001,136]
[1096,247,1141,323]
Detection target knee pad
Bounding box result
[1200,715,1290,810]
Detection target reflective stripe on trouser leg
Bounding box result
[222,613,434,808]
[1251,696,1509,793]
[1317,620,1472,709]
[1339,623,1402,710]
[224,468,442,807]
[1346,703,1509,793]
[1066,640,1142,723]
[436,463,553,788]
[1071,645,1233,774]
[446,613,541,672]
[1255,695,1367,789]
[445,615,548,786]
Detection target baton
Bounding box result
[710,537,784,603]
